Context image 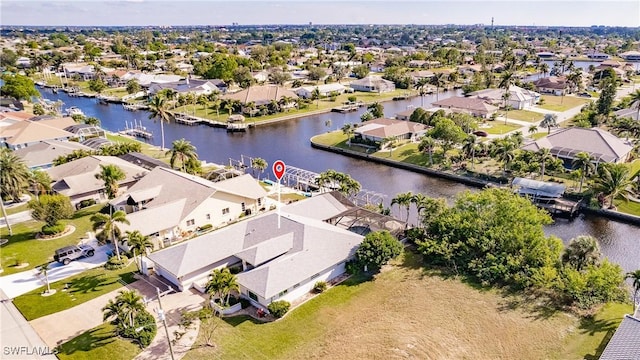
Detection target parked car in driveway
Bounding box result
[54,245,95,265]
[473,130,488,137]
[578,92,592,98]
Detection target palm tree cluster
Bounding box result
[314,169,361,198]
[103,290,146,329]
[206,268,239,307]
[250,157,268,180]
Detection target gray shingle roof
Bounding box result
[600,315,640,360]
[13,140,92,168]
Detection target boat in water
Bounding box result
[64,106,84,117]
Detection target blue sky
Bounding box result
[1,1,639,27]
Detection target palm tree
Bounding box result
[528,125,538,136]
[594,164,633,208]
[103,290,146,329]
[197,94,208,112]
[27,169,51,202]
[0,148,30,202]
[561,235,601,272]
[462,135,478,168]
[251,158,268,180]
[629,89,640,121]
[410,193,429,219]
[391,192,413,223]
[148,95,171,151]
[95,164,126,200]
[91,209,129,261]
[312,87,321,108]
[537,148,554,179]
[572,152,595,192]
[206,268,239,306]
[490,138,516,174]
[626,270,640,315]
[342,124,354,146]
[418,136,436,165]
[166,138,198,173]
[125,230,152,272]
[37,262,52,294]
[538,62,549,78]
[429,73,447,101]
[416,77,430,107]
[540,113,558,134]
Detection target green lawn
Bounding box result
[173,89,413,124]
[626,159,640,179]
[483,122,522,135]
[13,264,136,321]
[184,251,630,360]
[0,204,103,276]
[3,200,31,216]
[538,95,591,112]
[56,322,141,360]
[529,132,548,140]
[507,109,545,123]
[613,198,640,217]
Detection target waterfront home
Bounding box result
[432,97,498,119]
[148,78,226,96]
[121,73,183,87]
[469,85,541,110]
[13,140,93,169]
[409,70,435,83]
[61,63,100,81]
[110,168,267,248]
[354,118,429,143]
[222,85,298,106]
[0,117,77,150]
[620,50,640,61]
[532,76,569,96]
[63,123,107,142]
[295,83,347,99]
[349,76,395,93]
[521,128,633,166]
[46,156,148,207]
[146,192,404,308]
[599,315,640,360]
[395,107,428,121]
[586,52,611,60]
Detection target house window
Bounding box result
[206,214,211,220]
[222,208,230,215]
[186,219,195,226]
[241,202,246,212]
[248,291,258,301]
[258,198,262,206]
[311,273,320,280]
[278,289,288,297]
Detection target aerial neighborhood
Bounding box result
[1,9,640,360]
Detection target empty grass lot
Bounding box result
[56,323,141,360]
[0,204,103,276]
[483,122,521,135]
[507,109,545,122]
[13,264,136,320]
[184,251,629,360]
[538,95,591,112]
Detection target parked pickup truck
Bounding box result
[53,245,95,265]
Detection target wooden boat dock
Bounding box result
[536,198,581,218]
[331,101,365,113]
[123,103,149,111]
[121,120,153,139]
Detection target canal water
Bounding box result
[39,87,640,274]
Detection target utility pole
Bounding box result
[156,287,175,360]
[0,195,12,236]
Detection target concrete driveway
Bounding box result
[0,238,111,299]
[0,210,33,229]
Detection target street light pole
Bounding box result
[156,287,175,360]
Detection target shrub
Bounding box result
[313,281,328,293]
[77,199,96,209]
[41,221,66,235]
[29,194,74,226]
[119,310,157,348]
[267,300,290,318]
[354,230,403,272]
[198,224,213,231]
[105,254,128,270]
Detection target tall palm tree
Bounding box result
[429,73,447,101]
[594,164,633,208]
[416,77,430,107]
[37,262,52,294]
[28,169,51,202]
[538,62,549,78]
[125,230,152,272]
[166,138,198,173]
[561,235,601,272]
[490,138,516,174]
[626,270,640,315]
[103,290,146,329]
[391,192,413,223]
[341,124,354,146]
[528,125,538,136]
[251,157,268,180]
[418,136,436,165]
[91,209,129,261]
[537,148,554,179]
[95,164,126,200]
[148,95,171,151]
[629,89,640,121]
[572,152,595,192]
[0,148,30,202]
[462,134,478,168]
[197,94,208,112]
[540,113,558,134]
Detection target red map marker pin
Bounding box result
[272,160,286,181]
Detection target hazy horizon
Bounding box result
[2,0,639,28]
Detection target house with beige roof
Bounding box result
[46,155,148,206]
[532,76,569,96]
[349,76,395,93]
[354,118,428,143]
[521,128,633,166]
[0,117,77,150]
[469,85,541,110]
[146,192,404,307]
[432,96,498,118]
[110,167,268,248]
[222,85,298,106]
[13,140,93,169]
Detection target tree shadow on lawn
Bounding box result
[579,315,618,360]
[56,326,116,355]
[69,274,116,294]
[223,315,267,327]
